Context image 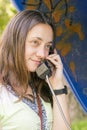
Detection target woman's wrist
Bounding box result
[53,86,68,95]
[51,81,64,90]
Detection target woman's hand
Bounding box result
[46,49,64,89]
[46,49,71,130]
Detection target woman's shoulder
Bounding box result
[0,84,6,94]
[0,84,9,114]
[0,84,9,101]
[0,84,17,103]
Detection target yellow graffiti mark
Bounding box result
[70,61,77,81]
[53,1,67,23]
[56,27,73,44]
[44,0,51,10]
[61,43,72,56]
[65,19,85,40]
[69,6,75,13]
[56,25,73,57]
[56,42,72,57]
[56,25,63,36]
[26,0,39,10]
[53,9,65,23]
[70,61,75,72]
[44,0,68,23]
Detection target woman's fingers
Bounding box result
[46,54,63,69]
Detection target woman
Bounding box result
[0,10,70,130]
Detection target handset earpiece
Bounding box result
[49,46,54,55]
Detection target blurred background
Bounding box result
[0,0,87,129]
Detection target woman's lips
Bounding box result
[31,59,41,65]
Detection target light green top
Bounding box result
[0,85,53,130]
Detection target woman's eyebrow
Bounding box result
[33,37,53,44]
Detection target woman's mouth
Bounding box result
[31,59,41,65]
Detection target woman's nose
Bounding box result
[36,47,46,59]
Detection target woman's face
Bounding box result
[25,23,54,72]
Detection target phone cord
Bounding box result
[46,75,72,130]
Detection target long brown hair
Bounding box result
[0,10,55,102]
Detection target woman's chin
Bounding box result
[28,67,38,72]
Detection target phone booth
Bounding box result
[10,0,87,114]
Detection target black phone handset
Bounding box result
[36,46,54,79]
[36,60,54,79]
[36,48,72,130]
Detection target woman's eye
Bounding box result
[46,44,52,49]
[32,40,39,46]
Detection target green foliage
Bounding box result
[72,119,87,130]
[0,0,17,35]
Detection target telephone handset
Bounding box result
[36,47,54,79]
[36,60,54,79]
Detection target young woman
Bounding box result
[0,10,70,130]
